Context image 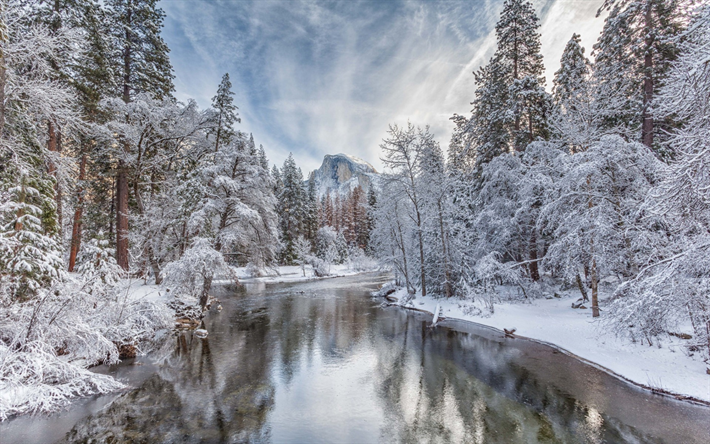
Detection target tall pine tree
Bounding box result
[593,0,686,155]
[105,0,174,269]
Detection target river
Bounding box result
[2,273,709,443]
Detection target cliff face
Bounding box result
[310,154,378,197]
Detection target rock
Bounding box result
[118,343,137,359]
[309,153,379,197]
[669,332,692,340]
[571,299,586,309]
[553,292,561,298]
[194,329,209,339]
[217,305,223,311]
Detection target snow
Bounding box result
[389,288,710,403]
[231,264,370,284]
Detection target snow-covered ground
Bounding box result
[231,264,370,284]
[387,287,710,404]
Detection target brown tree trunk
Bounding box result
[68,154,87,272]
[200,274,213,309]
[116,161,129,270]
[591,257,599,318]
[529,229,540,282]
[642,2,654,149]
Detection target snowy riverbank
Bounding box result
[385,287,710,404]
[0,265,377,420]
[232,264,370,284]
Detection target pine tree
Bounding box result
[593,0,686,155]
[552,33,596,151]
[277,154,305,264]
[105,0,174,270]
[258,144,269,171]
[469,0,550,166]
[304,172,318,244]
[364,186,377,254]
[210,73,240,153]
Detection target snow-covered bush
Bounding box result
[76,231,124,293]
[0,276,173,420]
[313,227,338,276]
[293,235,313,277]
[348,247,377,272]
[162,238,231,308]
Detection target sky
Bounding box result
[161,0,606,173]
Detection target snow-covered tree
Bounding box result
[609,5,710,354]
[104,0,174,270]
[277,154,305,264]
[541,136,662,317]
[592,0,687,155]
[162,238,229,309]
[210,73,240,153]
[552,34,600,152]
[380,123,428,296]
[469,0,549,165]
[294,235,312,277]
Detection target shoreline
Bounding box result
[380,288,710,408]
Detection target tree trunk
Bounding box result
[437,200,452,298]
[591,258,599,317]
[68,154,87,272]
[416,208,426,297]
[641,1,654,149]
[529,229,540,281]
[200,274,213,309]
[47,122,62,233]
[133,180,162,283]
[116,161,129,270]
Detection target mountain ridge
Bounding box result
[309,153,379,197]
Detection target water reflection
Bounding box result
[55,274,709,443]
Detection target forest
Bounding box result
[1,0,710,420]
[372,0,710,368]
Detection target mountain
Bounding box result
[310,153,379,197]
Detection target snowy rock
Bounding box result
[194,329,209,338]
[310,153,379,197]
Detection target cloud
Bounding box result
[161,0,605,173]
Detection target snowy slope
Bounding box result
[309,153,379,197]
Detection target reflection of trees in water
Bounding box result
[63,306,276,443]
[268,289,375,385]
[61,279,666,443]
[371,311,657,444]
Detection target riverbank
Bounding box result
[384,287,710,405]
[0,264,377,421]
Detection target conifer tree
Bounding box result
[258,144,269,171]
[593,0,686,155]
[210,73,240,153]
[277,154,305,264]
[552,33,596,151]
[105,0,174,270]
[469,0,550,166]
[364,186,377,254]
[304,172,318,244]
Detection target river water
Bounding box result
[2,273,709,443]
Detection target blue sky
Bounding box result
[161,0,605,172]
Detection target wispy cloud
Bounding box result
[161,0,605,172]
